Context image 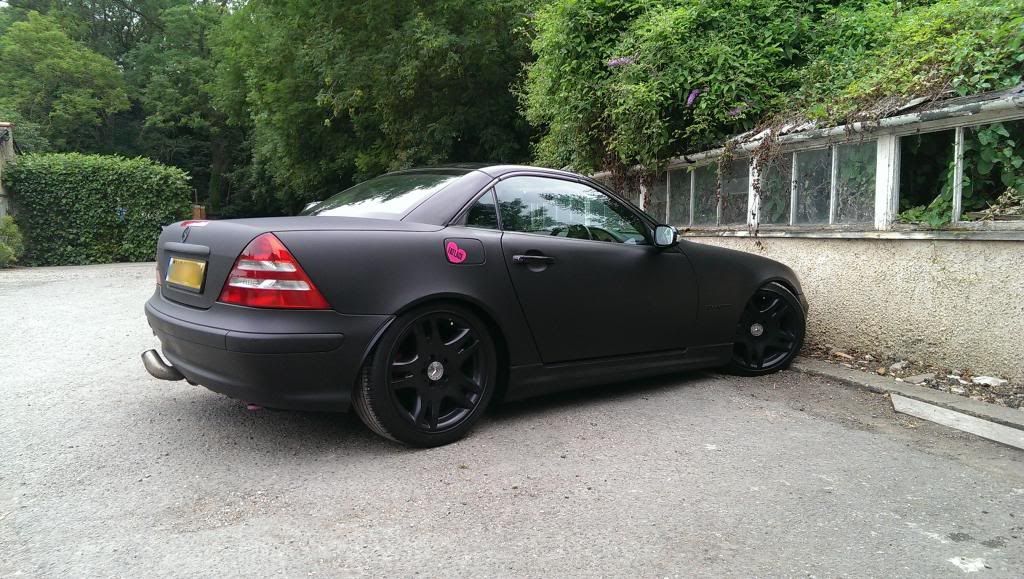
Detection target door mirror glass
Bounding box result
[654,224,678,248]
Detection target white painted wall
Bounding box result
[690,235,1024,381]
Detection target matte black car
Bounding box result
[143,165,808,447]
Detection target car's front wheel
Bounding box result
[727,282,805,376]
[353,303,497,447]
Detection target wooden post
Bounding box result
[0,122,13,218]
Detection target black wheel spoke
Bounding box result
[392,354,422,371]
[428,318,442,346]
[455,340,479,362]
[412,322,428,350]
[772,330,796,349]
[460,375,483,394]
[409,394,424,424]
[447,388,476,410]
[386,311,489,433]
[444,327,471,349]
[752,341,767,368]
[390,374,419,390]
[426,396,441,430]
[740,339,755,368]
[768,300,790,321]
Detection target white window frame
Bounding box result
[634,96,1024,239]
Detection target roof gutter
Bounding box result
[668,95,1024,168]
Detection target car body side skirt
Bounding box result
[503,343,732,401]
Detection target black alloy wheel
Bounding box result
[728,282,805,376]
[353,303,497,447]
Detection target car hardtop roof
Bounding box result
[384,164,590,182]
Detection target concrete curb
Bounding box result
[790,357,1024,432]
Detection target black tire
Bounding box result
[726,282,806,376]
[352,303,497,447]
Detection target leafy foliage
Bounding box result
[0,215,25,267]
[899,121,1024,225]
[525,0,811,174]
[209,0,534,213]
[7,153,190,265]
[801,0,1024,119]
[525,0,1024,180]
[0,12,130,151]
[127,2,236,211]
[0,0,1020,228]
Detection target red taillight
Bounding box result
[218,233,330,310]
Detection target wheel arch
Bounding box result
[763,277,800,299]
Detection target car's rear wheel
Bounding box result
[727,282,805,376]
[353,303,497,447]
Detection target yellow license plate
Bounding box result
[166,257,207,292]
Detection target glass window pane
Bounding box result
[692,165,718,225]
[794,148,831,224]
[720,158,749,225]
[898,130,956,224]
[620,178,642,207]
[645,173,667,221]
[668,168,690,226]
[308,173,460,219]
[758,153,793,225]
[464,189,499,229]
[494,176,649,244]
[834,141,877,224]
[961,120,1024,221]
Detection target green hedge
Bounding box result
[7,153,190,265]
[0,215,25,267]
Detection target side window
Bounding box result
[464,189,499,229]
[493,176,649,245]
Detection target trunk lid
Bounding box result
[157,216,441,309]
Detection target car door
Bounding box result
[491,175,698,364]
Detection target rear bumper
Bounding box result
[145,292,392,412]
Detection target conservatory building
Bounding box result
[629,85,1024,381]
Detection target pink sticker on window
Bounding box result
[445,241,467,264]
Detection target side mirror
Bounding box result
[300,200,321,215]
[654,224,678,248]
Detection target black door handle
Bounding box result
[512,254,555,265]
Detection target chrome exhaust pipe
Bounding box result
[142,349,185,381]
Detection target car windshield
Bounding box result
[303,173,461,219]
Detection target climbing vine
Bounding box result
[524,0,1024,229]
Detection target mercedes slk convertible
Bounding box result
[143,165,808,446]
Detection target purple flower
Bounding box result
[606,55,636,68]
[727,101,750,117]
[686,88,702,107]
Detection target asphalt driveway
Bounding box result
[2,263,1023,577]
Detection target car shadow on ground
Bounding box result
[491,370,711,422]
[152,370,713,454]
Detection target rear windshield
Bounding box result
[303,173,461,219]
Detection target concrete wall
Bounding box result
[690,236,1024,381]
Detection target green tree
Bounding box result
[210,0,534,212]
[523,0,1024,179]
[524,0,812,175]
[0,11,129,151]
[128,1,235,210]
[0,0,169,63]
